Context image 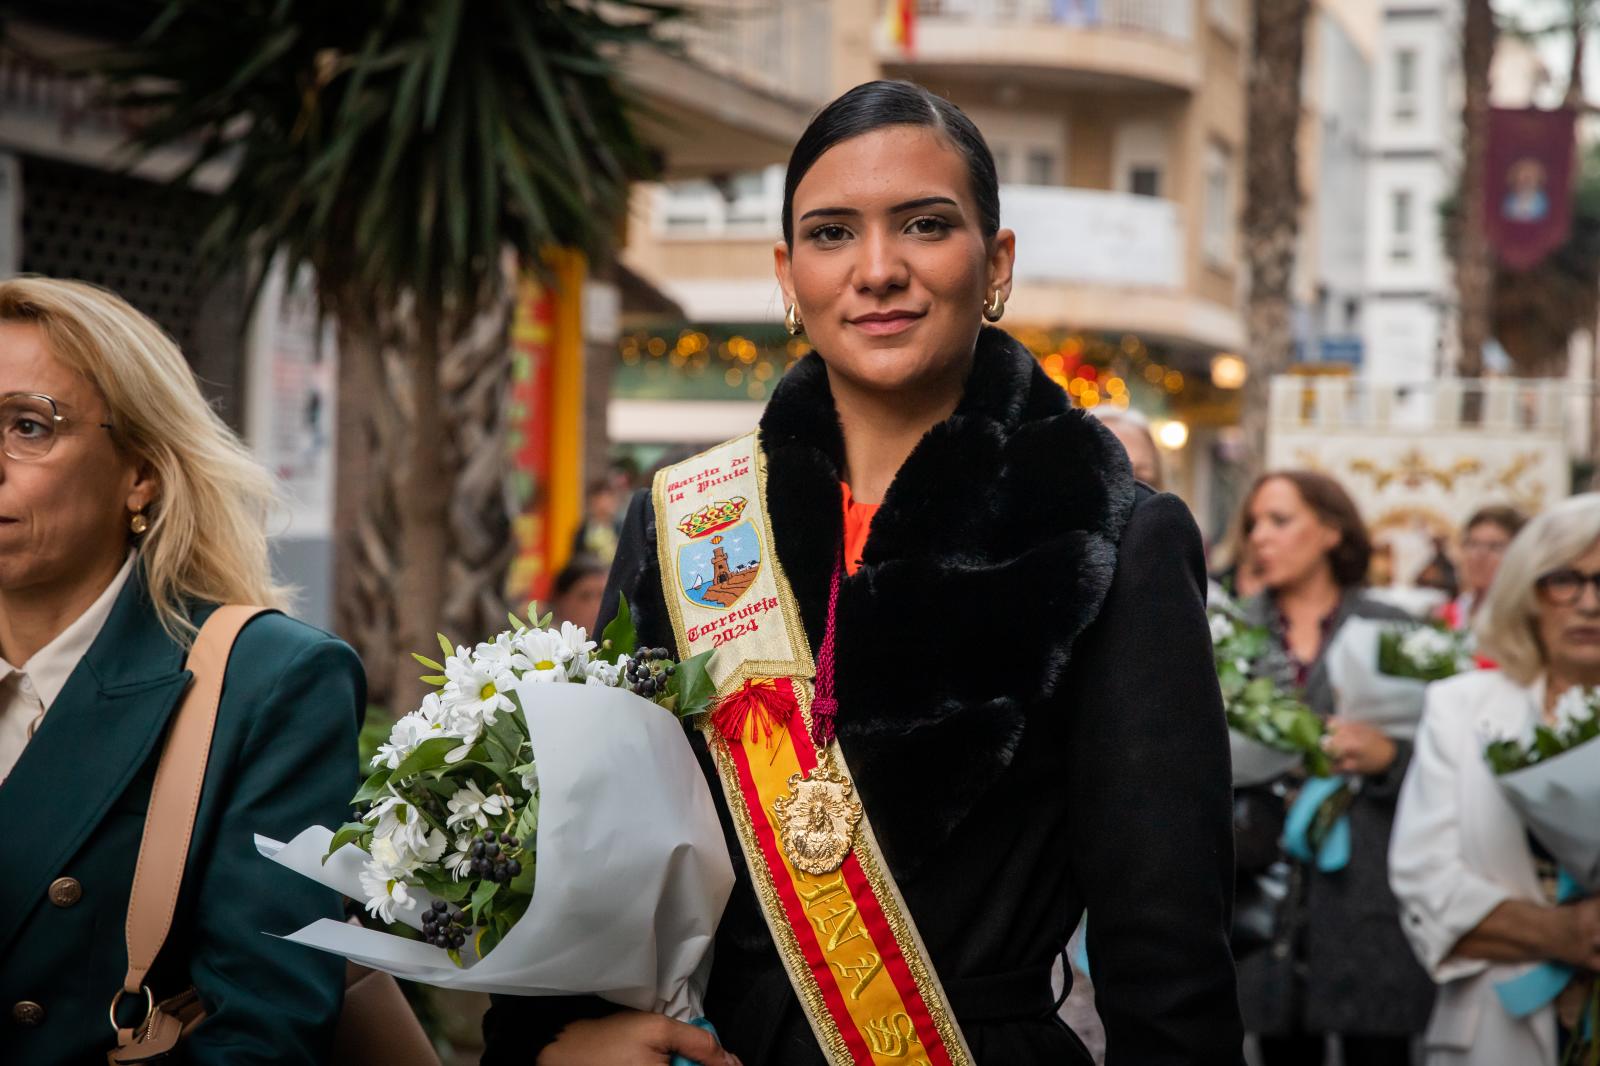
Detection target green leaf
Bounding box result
[419,674,448,686]
[422,0,464,129]
[412,652,444,671]
[438,633,457,659]
[390,736,463,781]
[324,821,372,862]
[467,878,499,924]
[353,768,393,804]
[669,648,717,720]
[600,593,636,665]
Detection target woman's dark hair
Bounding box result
[553,554,607,597]
[1464,504,1526,540]
[782,80,1000,247]
[1243,470,1373,588]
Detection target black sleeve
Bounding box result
[482,489,674,1062]
[596,488,675,648]
[1063,492,1245,1066]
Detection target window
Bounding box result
[1025,149,1057,186]
[1129,165,1162,198]
[1390,189,1413,261]
[1393,48,1418,121]
[992,148,1013,186]
[1203,142,1233,267]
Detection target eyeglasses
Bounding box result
[0,393,114,462]
[1462,537,1509,555]
[1535,568,1600,607]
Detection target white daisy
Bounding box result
[446,780,513,830]
[584,657,623,689]
[358,860,416,924]
[444,835,476,881]
[514,628,569,684]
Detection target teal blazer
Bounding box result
[0,570,363,1064]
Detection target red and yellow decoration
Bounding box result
[655,434,974,1066]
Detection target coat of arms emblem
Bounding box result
[674,497,763,610]
[772,764,862,876]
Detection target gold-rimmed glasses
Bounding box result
[0,392,114,462]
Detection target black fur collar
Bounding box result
[757,326,1137,873]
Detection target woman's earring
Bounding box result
[983,289,1006,323]
[785,303,805,337]
[130,509,149,536]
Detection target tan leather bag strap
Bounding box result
[119,606,270,1002]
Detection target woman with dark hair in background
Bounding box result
[1440,505,1526,632]
[483,79,1241,1066]
[1235,471,1434,1065]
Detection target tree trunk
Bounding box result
[1241,0,1311,474]
[391,295,452,709]
[1456,0,1496,383]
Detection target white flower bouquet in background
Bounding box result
[1326,618,1469,742]
[1209,604,1331,786]
[256,599,734,1023]
[1484,686,1600,892]
[1376,623,1477,683]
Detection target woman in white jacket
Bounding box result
[1391,493,1600,1065]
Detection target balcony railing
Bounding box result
[1003,185,1183,289]
[914,0,1193,44]
[658,0,835,106]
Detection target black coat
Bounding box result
[483,328,1243,1065]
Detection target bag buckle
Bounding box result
[108,985,154,1037]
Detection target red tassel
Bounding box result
[710,678,796,744]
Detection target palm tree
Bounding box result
[84,0,679,704]
[1455,0,1496,381]
[1241,0,1311,472]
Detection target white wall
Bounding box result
[1363,297,1446,381]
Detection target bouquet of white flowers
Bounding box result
[257,599,734,1030]
[1326,618,1468,742]
[1484,686,1600,892]
[1377,623,1477,683]
[1209,604,1331,786]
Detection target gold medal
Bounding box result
[772,687,861,875]
[773,751,862,875]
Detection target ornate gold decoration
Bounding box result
[1347,449,1482,491]
[773,756,862,875]
[785,303,805,337]
[129,510,149,536]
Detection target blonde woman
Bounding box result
[1391,493,1600,1065]
[0,277,361,1063]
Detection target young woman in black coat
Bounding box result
[482,79,1243,1066]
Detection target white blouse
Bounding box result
[1389,668,1558,1065]
[0,554,135,782]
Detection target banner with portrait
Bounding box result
[1485,107,1576,271]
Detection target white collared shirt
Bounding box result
[0,553,137,783]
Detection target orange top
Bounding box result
[840,483,879,576]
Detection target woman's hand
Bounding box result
[1552,898,1600,971]
[537,1012,743,1066]
[1321,718,1396,776]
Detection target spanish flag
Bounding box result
[882,0,915,54]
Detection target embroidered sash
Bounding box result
[654,432,974,1066]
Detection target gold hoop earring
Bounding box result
[983,289,1006,323]
[130,509,149,536]
[785,303,805,337]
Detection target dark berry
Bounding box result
[503,836,518,848]
[664,663,676,676]
[486,843,500,857]
[451,932,465,948]
[432,900,448,913]
[654,648,669,660]
[422,911,436,927]
[472,842,486,858]
[506,859,522,876]
[483,830,497,843]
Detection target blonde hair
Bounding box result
[1475,493,1600,683]
[0,277,287,643]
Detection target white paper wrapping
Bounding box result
[1325,618,1428,740]
[256,680,734,1017]
[1229,732,1303,788]
[1498,739,1600,893]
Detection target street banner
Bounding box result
[1485,107,1576,271]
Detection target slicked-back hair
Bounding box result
[782,80,1000,247]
